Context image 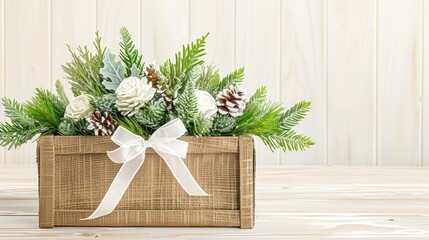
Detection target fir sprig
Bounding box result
[279,101,311,130]
[0,89,67,149]
[195,64,220,93]
[114,116,148,137]
[175,79,198,125]
[25,89,67,131]
[119,27,144,77]
[213,67,245,94]
[234,86,314,152]
[160,33,209,92]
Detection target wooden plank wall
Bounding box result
[0,0,427,166]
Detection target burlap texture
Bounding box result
[37,135,255,228]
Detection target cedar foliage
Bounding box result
[62,32,106,96]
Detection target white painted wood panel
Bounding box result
[236,0,281,165]
[3,0,50,164]
[377,0,422,166]
[0,0,4,164]
[98,0,140,53]
[189,0,235,76]
[1,0,429,166]
[281,0,325,165]
[51,0,96,97]
[140,0,189,64]
[423,0,429,166]
[327,0,375,165]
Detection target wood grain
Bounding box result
[377,0,422,166]
[2,165,429,238]
[1,1,429,167]
[37,136,54,228]
[327,0,375,165]
[424,0,429,166]
[189,0,235,76]
[140,0,189,63]
[235,0,281,165]
[52,136,239,154]
[98,0,140,51]
[239,136,254,228]
[37,135,253,228]
[0,0,4,165]
[51,0,96,97]
[281,0,325,165]
[3,0,50,164]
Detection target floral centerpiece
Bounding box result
[0,27,313,153]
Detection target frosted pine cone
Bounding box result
[88,111,117,136]
[216,86,248,117]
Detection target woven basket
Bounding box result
[36,135,255,228]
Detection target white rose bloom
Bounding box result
[64,95,94,120]
[115,77,156,116]
[195,90,217,119]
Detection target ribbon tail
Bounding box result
[155,150,208,196]
[81,152,146,220]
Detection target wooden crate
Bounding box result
[36,135,255,228]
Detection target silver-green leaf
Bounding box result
[101,49,125,91]
[130,64,141,78]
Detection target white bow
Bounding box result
[82,118,208,220]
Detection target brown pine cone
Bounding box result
[88,111,117,136]
[144,64,159,86]
[161,89,177,112]
[216,86,248,117]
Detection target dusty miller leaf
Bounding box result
[101,49,125,91]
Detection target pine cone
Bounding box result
[88,111,117,136]
[144,64,159,86]
[216,86,248,117]
[161,88,178,112]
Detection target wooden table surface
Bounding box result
[1,165,429,239]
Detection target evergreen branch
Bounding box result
[195,64,220,94]
[0,122,47,149]
[249,85,267,104]
[260,130,315,152]
[2,98,35,126]
[114,116,148,137]
[175,80,198,125]
[62,32,106,96]
[234,100,283,135]
[55,80,69,105]
[214,67,245,93]
[280,101,311,131]
[160,33,209,91]
[119,27,144,77]
[24,88,67,130]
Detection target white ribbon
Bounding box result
[82,118,208,220]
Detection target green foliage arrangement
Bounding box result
[0,27,314,153]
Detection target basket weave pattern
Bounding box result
[37,135,255,228]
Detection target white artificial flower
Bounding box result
[64,95,94,120]
[115,77,156,116]
[195,90,217,119]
